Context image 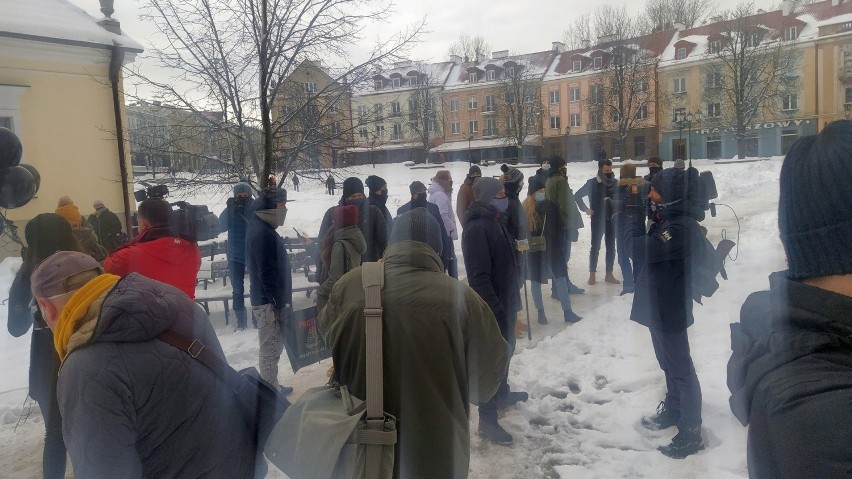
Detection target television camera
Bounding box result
[133,183,221,242]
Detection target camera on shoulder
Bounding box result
[131,184,221,241]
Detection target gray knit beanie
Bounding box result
[473,177,503,203]
[389,207,443,256]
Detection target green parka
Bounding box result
[545,170,584,240]
[316,225,367,312]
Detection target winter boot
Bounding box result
[496,390,529,410]
[567,281,585,294]
[587,272,597,285]
[658,425,705,459]
[479,419,513,444]
[604,273,621,284]
[537,309,548,325]
[619,286,635,296]
[642,401,679,431]
[564,310,582,323]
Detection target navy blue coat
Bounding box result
[219,196,251,264]
[396,201,453,264]
[621,203,705,332]
[461,202,521,338]
[246,197,292,308]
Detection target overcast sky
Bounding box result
[69,0,769,94]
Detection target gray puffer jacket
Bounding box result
[58,273,256,478]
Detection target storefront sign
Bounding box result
[697,118,813,135]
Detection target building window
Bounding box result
[506,67,515,78]
[409,76,419,87]
[549,90,560,104]
[374,80,383,90]
[676,47,687,60]
[429,119,438,132]
[593,56,603,69]
[451,122,461,134]
[845,87,852,104]
[589,113,601,131]
[304,82,317,93]
[506,116,515,130]
[359,128,368,141]
[485,95,496,112]
[376,125,385,137]
[745,33,760,48]
[634,136,646,156]
[707,102,721,118]
[526,113,535,127]
[611,110,621,123]
[468,97,478,110]
[783,26,798,42]
[709,40,722,54]
[781,129,798,154]
[374,104,384,120]
[391,101,401,116]
[469,72,478,83]
[357,105,367,118]
[392,77,401,88]
[673,107,686,123]
[637,79,649,92]
[524,90,535,103]
[485,118,497,136]
[572,60,582,72]
[707,71,722,89]
[706,135,722,159]
[569,88,580,102]
[331,122,341,135]
[469,120,478,133]
[636,104,648,120]
[486,69,496,81]
[505,92,515,104]
[674,77,687,94]
[782,93,798,111]
[329,101,340,113]
[450,98,459,112]
[570,113,581,127]
[550,116,561,130]
[392,124,404,140]
[0,117,12,130]
[590,84,602,104]
[743,134,759,156]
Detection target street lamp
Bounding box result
[562,125,572,161]
[369,137,377,168]
[671,109,703,166]
[468,134,474,165]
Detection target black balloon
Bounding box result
[0,128,22,170]
[19,164,40,193]
[0,166,36,208]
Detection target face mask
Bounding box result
[490,197,509,212]
[346,198,366,209]
[275,208,287,226]
[376,191,388,206]
[413,193,428,206]
[604,172,614,179]
[649,166,662,175]
[542,163,551,171]
[560,166,567,175]
[534,192,546,202]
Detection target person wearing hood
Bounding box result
[365,174,394,233]
[398,181,455,277]
[319,208,510,478]
[316,177,388,269]
[575,158,620,286]
[462,177,527,444]
[500,164,529,245]
[545,156,585,294]
[219,182,254,330]
[88,200,124,253]
[621,167,708,459]
[429,169,459,277]
[30,251,257,478]
[246,187,293,395]
[56,196,108,262]
[104,197,201,298]
[456,165,481,224]
[644,157,664,182]
[727,120,852,478]
[316,204,366,312]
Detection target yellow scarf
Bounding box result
[54,274,120,361]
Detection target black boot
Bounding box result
[495,390,529,410]
[479,419,513,444]
[658,425,704,459]
[642,401,679,431]
[537,309,548,325]
[564,310,582,323]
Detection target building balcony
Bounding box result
[483,129,499,137]
[482,106,498,114]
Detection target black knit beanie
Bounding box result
[650,168,685,204]
[342,177,364,198]
[389,207,443,256]
[365,175,386,193]
[528,175,546,197]
[779,120,852,280]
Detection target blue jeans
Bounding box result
[531,276,572,313]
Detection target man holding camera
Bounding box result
[104,197,202,299]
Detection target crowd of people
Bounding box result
[7,120,852,478]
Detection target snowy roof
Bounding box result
[444,50,556,90]
[352,61,456,97]
[0,0,143,52]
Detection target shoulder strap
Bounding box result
[360,262,384,420]
[157,330,245,392]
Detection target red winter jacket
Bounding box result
[104,227,201,299]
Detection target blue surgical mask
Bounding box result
[542,163,551,171]
[534,192,546,202]
[490,197,509,212]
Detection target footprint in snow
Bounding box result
[567,382,581,394]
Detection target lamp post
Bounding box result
[370,137,377,168]
[671,109,703,166]
[468,134,474,166]
[562,125,572,161]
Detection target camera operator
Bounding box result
[219,183,254,331]
[104,197,201,299]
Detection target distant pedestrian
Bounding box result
[325,175,336,195]
[429,170,459,277]
[88,200,124,253]
[316,205,365,312]
[292,174,300,192]
[456,165,481,225]
[597,146,608,161]
[55,196,107,262]
[398,181,455,277]
[728,120,852,477]
[219,182,254,330]
[673,159,686,169]
[575,159,619,286]
[644,157,664,182]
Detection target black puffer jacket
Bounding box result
[727,273,852,479]
[59,273,256,478]
[461,202,521,337]
[318,198,388,263]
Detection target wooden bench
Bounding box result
[195,285,318,325]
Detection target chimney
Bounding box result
[598,33,616,44]
[552,41,566,53]
[581,39,591,49]
[832,0,841,6]
[492,50,509,60]
[450,54,463,64]
[476,53,485,63]
[673,22,686,31]
[782,0,800,16]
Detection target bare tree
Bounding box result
[497,63,545,163]
[447,34,491,62]
[562,13,593,50]
[641,0,715,32]
[134,0,423,188]
[593,5,632,40]
[406,67,444,163]
[701,2,799,158]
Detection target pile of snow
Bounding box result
[0,158,786,478]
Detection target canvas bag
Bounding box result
[528,215,547,252]
[265,262,397,478]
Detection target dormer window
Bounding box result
[486,69,496,81]
[676,48,687,60]
[593,56,603,69]
[374,80,383,90]
[469,72,477,83]
[572,60,582,72]
[409,76,419,87]
[783,26,797,42]
[392,77,401,88]
[506,67,515,78]
[709,40,722,54]
[745,33,760,48]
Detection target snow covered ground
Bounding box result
[0,157,786,478]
